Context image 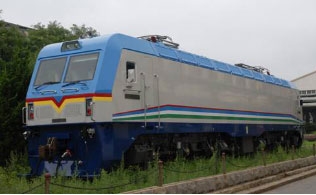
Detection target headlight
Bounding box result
[23,131,31,140]
[87,128,95,138]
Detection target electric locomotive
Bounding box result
[23,33,303,176]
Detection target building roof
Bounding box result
[292,70,316,82]
[3,21,32,30]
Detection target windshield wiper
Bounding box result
[62,81,87,87]
[35,81,59,90]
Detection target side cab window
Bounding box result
[126,62,136,83]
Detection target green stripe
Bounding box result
[113,114,298,123]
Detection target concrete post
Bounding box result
[292,145,295,160]
[222,152,226,174]
[158,160,163,187]
[44,173,51,194]
[261,148,266,166]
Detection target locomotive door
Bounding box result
[138,56,154,128]
[138,56,162,129]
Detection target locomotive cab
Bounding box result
[23,38,114,176]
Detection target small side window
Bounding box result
[126,62,136,83]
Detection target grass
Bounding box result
[1,140,316,194]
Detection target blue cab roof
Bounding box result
[35,33,295,90]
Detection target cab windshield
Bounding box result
[34,57,67,86]
[33,52,99,87]
[65,53,99,82]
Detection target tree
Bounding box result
[27,21,73,57]
[0,21,31,165]
[70,24,99,39]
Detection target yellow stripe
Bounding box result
[93,96,112,102]
[31,97,112,113]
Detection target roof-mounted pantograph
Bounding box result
[138,35,180,49]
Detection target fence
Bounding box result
[21,143,316,194]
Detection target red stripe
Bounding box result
[26,93,112,107]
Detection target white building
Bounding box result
[292,71,316,124]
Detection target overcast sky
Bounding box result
[1,0,316,81]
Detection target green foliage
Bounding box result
[0,19,99,166]
[0,151,34,194]
[0,21,31,165]
[71,24,99,39]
